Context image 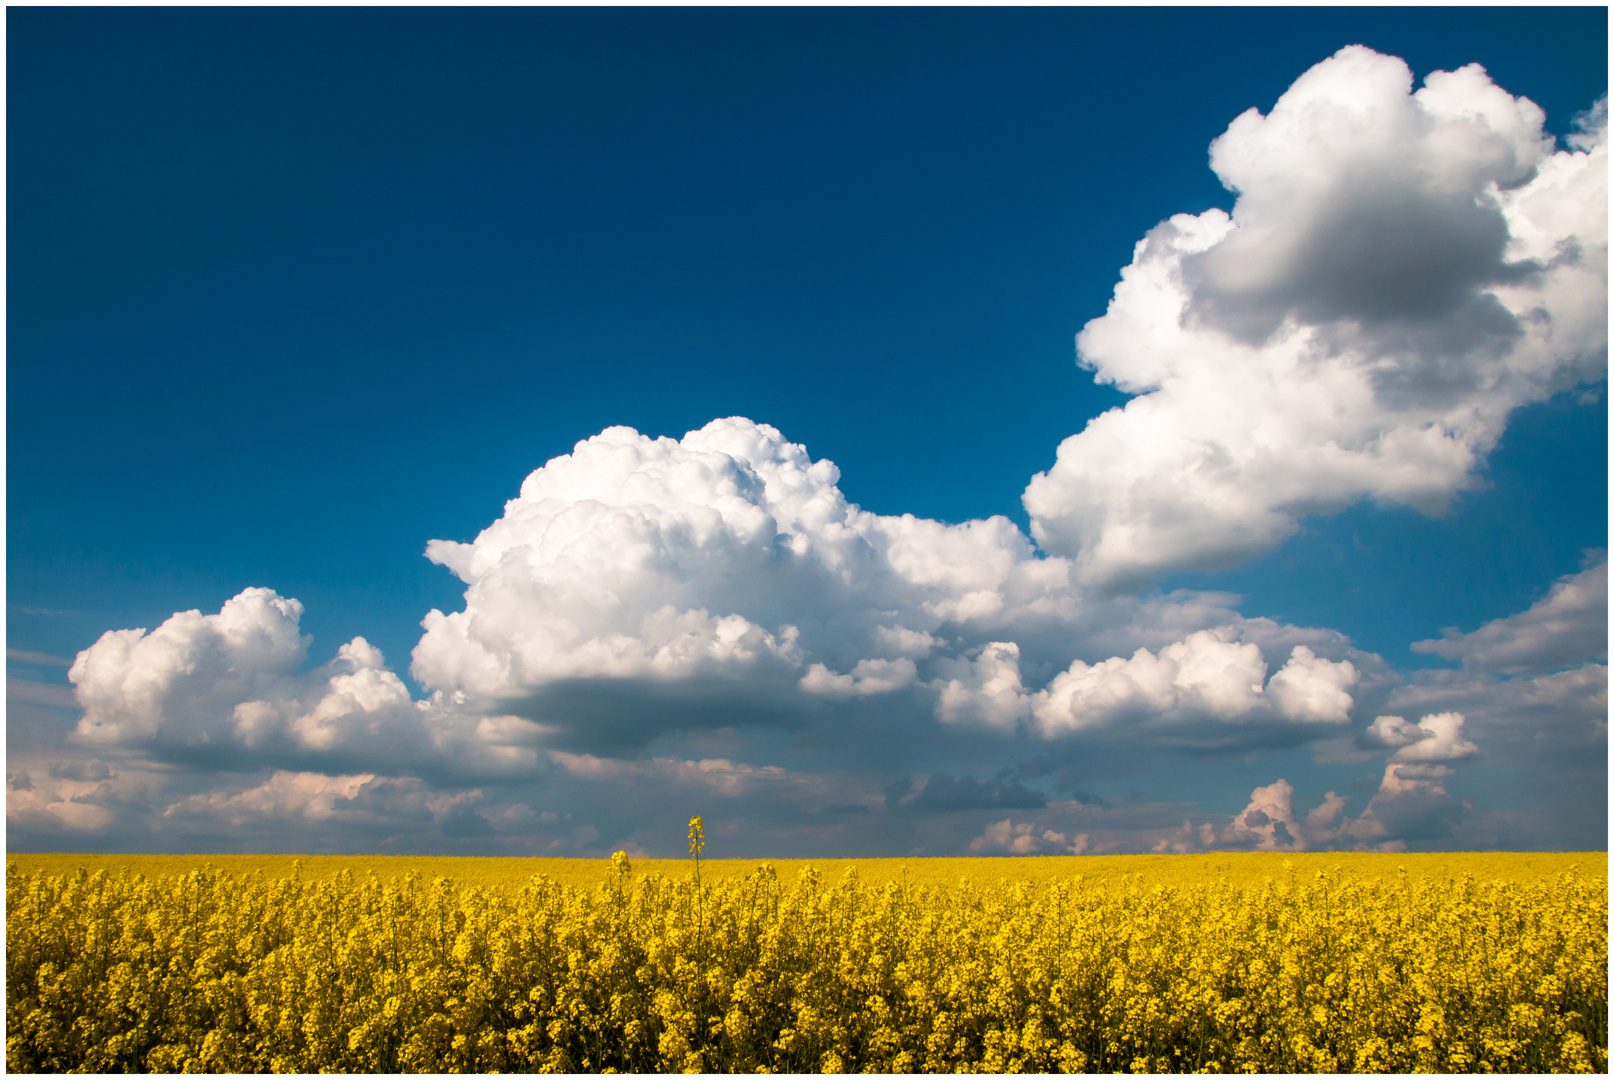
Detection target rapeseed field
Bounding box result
[6,840,1606,1073]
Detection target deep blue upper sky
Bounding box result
[9,6,1607,682]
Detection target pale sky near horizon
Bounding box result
[8,7,1607,858]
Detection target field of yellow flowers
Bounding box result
[6,844,1606,1073]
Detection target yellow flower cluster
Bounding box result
[6,856,1605,1073]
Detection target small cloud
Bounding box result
[1365,712,1478,763]
[968,818,1088,856]
[7,648,73,666]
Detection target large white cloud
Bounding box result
[1025,46,1607,586]
[411,418,1072,700]
[407,418,1368,751]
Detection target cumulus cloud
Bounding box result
[1341,762,1468,849]
[1195,713,1481,854]
[1025,46,1607,586]
[66,588,544,779]
[165,771,385,827]
[1218,780,1308,851]
[1365,711,1478,762]
[1412,556,1607,673]
[51,420,1376,827]
[1210,761,1465,855]
[1380,661,1606,846]
[407,418,1111,699]
[800,657,919,699]
[409,419,1072,740]
[406,418,1368,753]
[1375,555,1607,852]
[157,770,507,846]
[968,818,1090,856]
[935,629,1360,740]
[7,774,118,834]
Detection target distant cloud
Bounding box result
[1386,662,1606,828]
[1025,46,1607,587]
[1388,564,1606,851]
[8,679,80,709]
[159,771,486,845]
[7,648,73,666]
[1201,751,1473,854]
[968,818,1089,856]
[1412,556,1607,673]
[1341,761,1468,848]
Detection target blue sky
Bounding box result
[8,8,1607,857]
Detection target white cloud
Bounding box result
[1366,711,1478,762]
[800,657,918,699]
[159,771,498,841]
[7,774,117,834]
[1038,630,1268,730]
[71,587,312,747]
[407,417,1367,751]
[968,818,1089,855]
[1412,557,1607,673]
[409,419,1077,711]
[66,588,545,779]
[1266,645,1359,722]
[1385,570,1606,846]
[1025,47,1607,586]
[935,642,1032,729]
[1382,661,1607,826]
[1211,716,1482,852]
[52,419,1376,788]
[938,629,1361,736]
